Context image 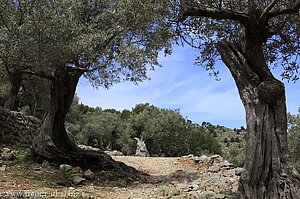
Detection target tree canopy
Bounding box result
[0,0,173,85]
[178,0,299,80]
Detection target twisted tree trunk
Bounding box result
[32,67,133,172]
[217,40,300,198]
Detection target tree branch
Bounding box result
[260,0,280,20]
[248,0,256,18]
[216,40,260,87]
[22,69,55,81]
[268,2,300,18]
[179,0,249,25]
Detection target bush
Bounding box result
[223,144,245,167]
[125,104,221,157]
[288,129,300,172]
[287,110,300,173]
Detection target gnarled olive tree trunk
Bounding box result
[32,67,132,172]
[217,38,300,198]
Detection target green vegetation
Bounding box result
[65,99,221,157]
[288,109,300,173]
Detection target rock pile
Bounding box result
[1,147,16,161]
[105,150,124,156]
[0,107,40,145]
[0,147,18,172]
[78,145,124,156]
[59,163,95,186]
[78,145,100,152]
[157,154,243,199]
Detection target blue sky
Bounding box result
[76,45,300,128]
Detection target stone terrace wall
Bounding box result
[0,107,40,145]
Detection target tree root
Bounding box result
[32,142,138,175]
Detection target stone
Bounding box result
[41,160,50,168]
[222,170,234,178]
[199,191,216,199]
[189,183,199,191]
[171,196,182,199]
[78,145,100,151]
[185,169,198,176]
[83,169,95,180]
[134,137,150,157]
[182,154,194,159]
[105,150,124,156]
[216,193,226,199]
[72,175,86,185]
[59,164,73,172]
[192,156,202,163]
[112,150,124,156]
[219,160,234,170]
[1,148,16,161]
[186,191,201,199]
[199,155,209,163]
[2,147,11,153]
[0,164,6,171]
[73,166,83,174]
[235,167,243,176]
[187,154,194,158]
[208,165,220,173]
[209,155,223,164]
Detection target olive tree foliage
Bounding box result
[288,108,300,172]
[65,101,221,157]
[178,0,299,81]
[20,76,50,118]
[0,0,173,86]
[78,111,125,151]
[122,103,221,156]
[0,0,73,109]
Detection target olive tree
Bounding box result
[0,0,173,170]
[178,0,300,198]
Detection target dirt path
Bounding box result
[0,155,239,199]
[113,156,184,176]
[76,156,190,199]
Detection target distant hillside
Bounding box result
[201,123,246,167]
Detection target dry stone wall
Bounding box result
[0,107,40,145]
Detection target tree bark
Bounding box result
[32,67,133,172]
[4,72,22,110]
[217,41,300,199]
